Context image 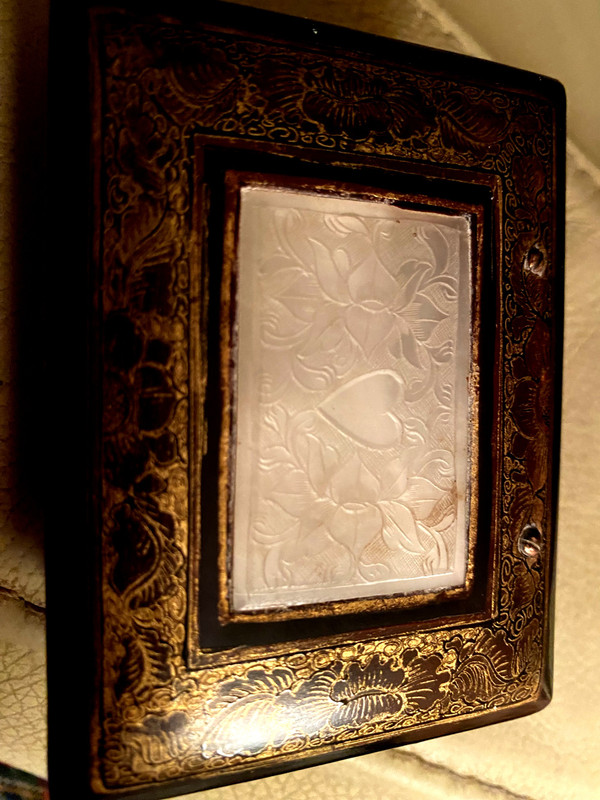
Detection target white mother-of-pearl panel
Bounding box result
[231,186,472,611]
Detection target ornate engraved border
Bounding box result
[90,6,562,796]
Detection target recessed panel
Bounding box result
[231,185,473,612]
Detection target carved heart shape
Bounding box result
[319,371,404,448]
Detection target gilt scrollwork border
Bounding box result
[91,8,561,795]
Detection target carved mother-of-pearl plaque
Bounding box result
[232,185,472,612]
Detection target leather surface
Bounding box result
[196,751,533,800]
[0,0,48,780]
[0,595,46,777]
[1,0,599,797]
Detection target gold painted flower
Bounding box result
[257,58,431,141]
[202,653,450,757]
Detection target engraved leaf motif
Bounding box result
[439,91,510,152]
[306,434,339,495]
[511,377,549,493]
[513,620,542,676]
[447,630,515,703]
[269,302,314,341]
[399,650,451,711]
[419,450,455,489]
[399,326,422,369]
[509,559,539,614]
[513,155,547,215]
[394,260,429,306]
[403,477,446,521]
[417,225,450,273]
[309,238,353,302]
[305,312,347,353]
[275,272,322,328]
[324,214,370,236]
[126,711,189,764]
[203,694,291,756]
[109,497,182,608]
[105,434,151,491]
[279,208,317,269]
[282,526,355,586]
[168,43,239,105]
[203,668,338,757]
[211,668,296,710]
[261,263,306,295]
[402,294,447,341]
[269,466,314,517]
[127,240,178,318]
[110,500,159,595]
[115,636,146,700]
[329,655,405,727]
[424,484,457,529]
[114,629,171,699]
[298,317,358,377]
[422,527,449,574]
[380,502,425,555]
[380,457,409,498]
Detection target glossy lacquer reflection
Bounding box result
[232,187,472,611]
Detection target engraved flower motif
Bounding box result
[316,220,448,366]
[263,211,451,391]
[322,452,398,563]
[303,65,395,138]
[262,427,453,587]
[201,652,449,758]
[329,651,449,726]
[104,313,179,492]
[437,90,511,154]
[103,313,184,607]
[257,58,432,141]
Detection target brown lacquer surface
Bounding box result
[51,3,564,797]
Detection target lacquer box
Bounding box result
[46,2,564,798]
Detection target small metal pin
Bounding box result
[518,524,542,561]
